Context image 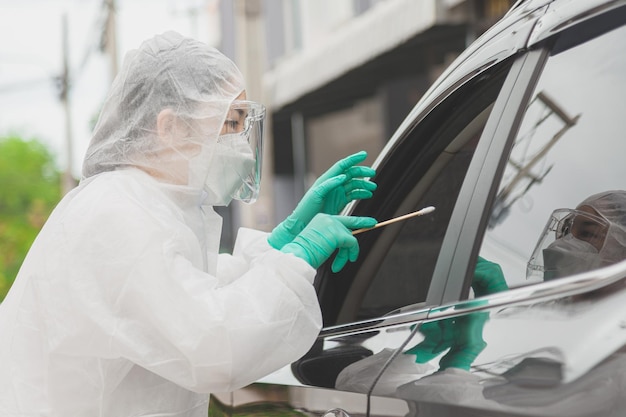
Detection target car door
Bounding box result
[207,51,527,417]
[263,53,527,417]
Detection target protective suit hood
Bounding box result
[82,31,259,206]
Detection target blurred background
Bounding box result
[0,0,515,299]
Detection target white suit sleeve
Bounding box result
[44,186,322,394]
[216,228,316,287]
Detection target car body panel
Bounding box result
[527,0,626,47]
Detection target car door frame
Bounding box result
[432,46,550,305]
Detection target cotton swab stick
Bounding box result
[352,206,436,235]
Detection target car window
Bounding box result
[478,17,626,291]
[317,59,516,326]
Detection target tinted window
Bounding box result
[318,60,515,325]
[479,17,626,289]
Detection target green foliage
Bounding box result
[0,134,62,301]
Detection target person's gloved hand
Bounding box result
[281,213,377,272]
[268,151,376,250]
[472,256,508,297]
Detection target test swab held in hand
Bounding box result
[352,206,436,235]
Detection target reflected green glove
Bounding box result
[281,213,377,272]
[268,151,377,250]
[405,312,489,371]
[472,256,509,297]
[404,257,507,371]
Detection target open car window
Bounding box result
[316,58,517,327]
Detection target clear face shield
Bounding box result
[154,99,265,206]
[527,208,611,281]
[219,100,266,204]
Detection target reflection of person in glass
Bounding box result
[527,190,626,281]
[384,259,508,409]
[404,257,508,371]
[335,258,508,396]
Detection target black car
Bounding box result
[211,0,626,416]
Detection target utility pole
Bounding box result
[233,0,274,231]
[496,91,580,204]
[490,91,580,226]
[104,0,118,80]
[60,13,76,195]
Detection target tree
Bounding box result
[0,134,62,301]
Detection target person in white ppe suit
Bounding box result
[0,31,378,417]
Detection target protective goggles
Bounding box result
[218,100,266,204]
[526,208,610,279]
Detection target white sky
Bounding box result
[0,0,220,177]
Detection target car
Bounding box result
[210,0,626,416]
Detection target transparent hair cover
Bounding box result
[81,31,265,205]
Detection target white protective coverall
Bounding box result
[0,31,322,417]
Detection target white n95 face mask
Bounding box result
[201,134,256,206]
[541,234,603,280]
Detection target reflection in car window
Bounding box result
[335,62,515,324]
[479,22,626,290]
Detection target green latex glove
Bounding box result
[472,256,509,297]
[281,213,377,272]
[268,151,377,250]
[404,257,508,370]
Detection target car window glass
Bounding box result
[326,61,515,325]
[478,22,626,291]
[358,127,482,317]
